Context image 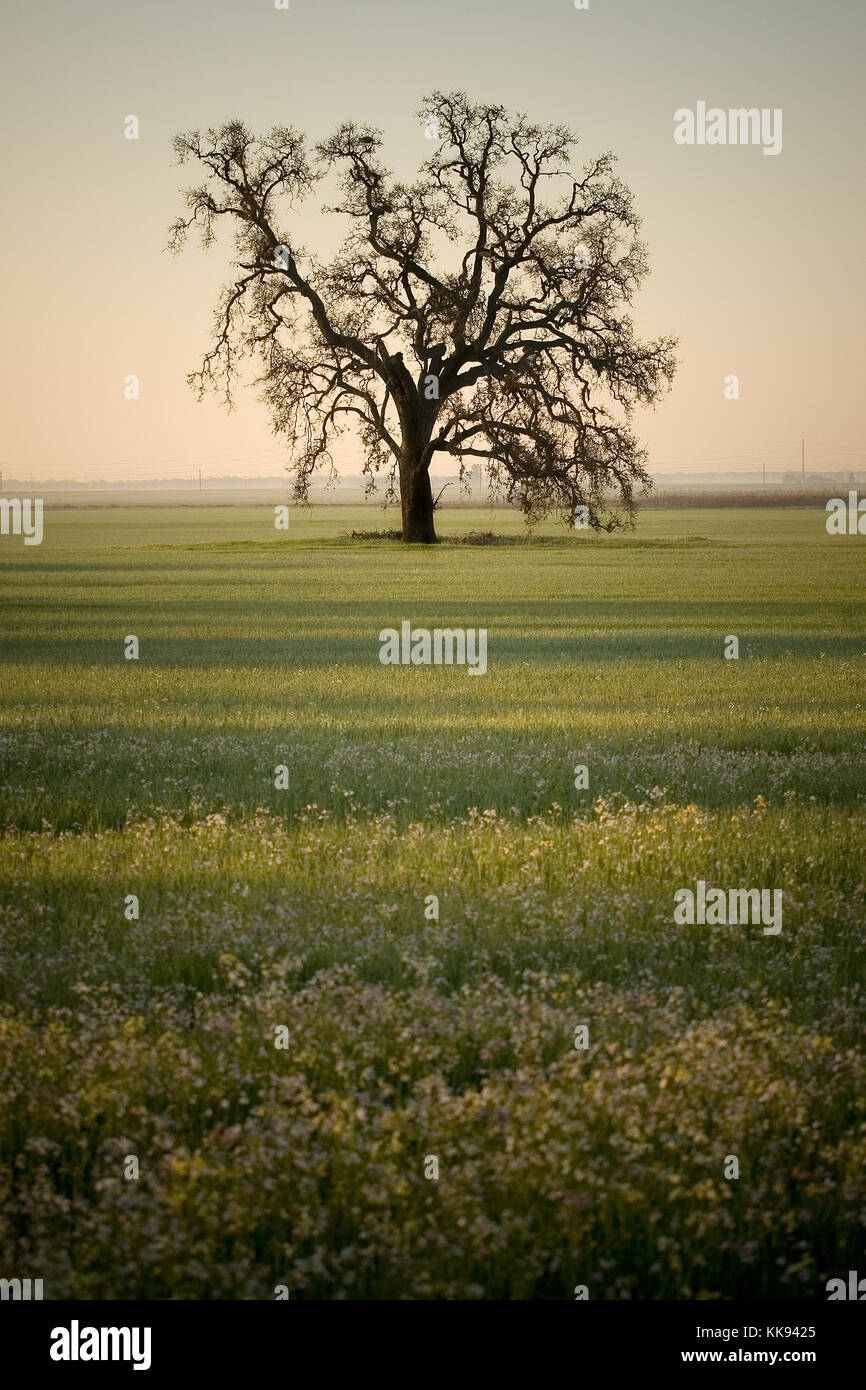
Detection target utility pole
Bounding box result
[801,438,805,481]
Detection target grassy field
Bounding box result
[1,503,865,1299]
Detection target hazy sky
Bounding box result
[1,0,864,482]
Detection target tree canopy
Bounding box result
[170,91,677,541]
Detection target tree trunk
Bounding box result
[400,457,437,543]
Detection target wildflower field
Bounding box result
[1,502,865,1300]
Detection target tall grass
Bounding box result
[1,506,864,1298]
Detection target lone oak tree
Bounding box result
[170,92,676,542]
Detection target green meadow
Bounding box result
[1,503,865,1299]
